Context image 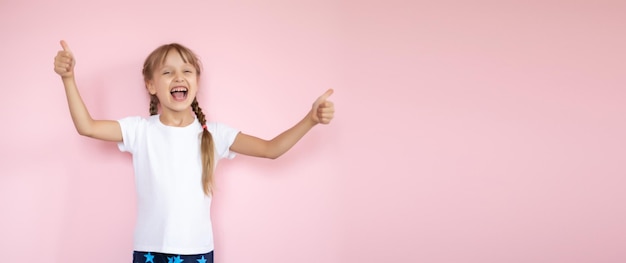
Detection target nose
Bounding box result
[174,72,185,82]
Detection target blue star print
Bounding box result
[168,256,174,263]
[173,255,184,263]
[144,252,155,263]
[197,256,207,263]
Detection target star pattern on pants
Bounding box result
[168,255,184,263]
[144,252,154,263]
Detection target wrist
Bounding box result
[305,112,319,127]
[61,75,75,82]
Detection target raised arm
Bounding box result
[230,89,335,159]
[54,40,122,142]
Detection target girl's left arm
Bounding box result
[230,89,335,159]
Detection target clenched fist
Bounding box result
[311,89,335,124]
[54,40,75,78]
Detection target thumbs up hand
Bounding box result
[310,89,335,124]
[54,40,75,78]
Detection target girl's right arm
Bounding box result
[54,40,122,142]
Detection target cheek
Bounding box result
[188,87,199,97]
[188,77,200,88]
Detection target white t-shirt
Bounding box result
[117,115,239,254]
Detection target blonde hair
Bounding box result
[142,43,216,196]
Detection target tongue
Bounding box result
[172,91,186,101]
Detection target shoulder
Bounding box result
[118,115,154,129]
[205,122,240,157]
[206,122,231,130]
[206,122,238,133]
[206,122,240,141]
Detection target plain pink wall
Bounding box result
[1,1,625,263]
[335,1,626,263]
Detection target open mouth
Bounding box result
[170,87,188,101]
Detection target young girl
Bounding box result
[54,40,334,263]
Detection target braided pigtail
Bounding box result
[192,98,216,195]
[149,95,159,116]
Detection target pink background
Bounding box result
[1,0,625,263]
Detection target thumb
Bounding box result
[316,89,334,104]
[60,40,71,52]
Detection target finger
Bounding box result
[317,110,333,118]
[55,58,71,66]
[318,115,334,120]
[54,67,69,74]
[321,101,334,108]
[60,51,73,58]
[56,56,71,64]
[54,66,69,72]
[318,105,334,111]
[315,89,334,103]
[56,52,73,62]
[60,40,71,52]
[319,110,334,117]
[318,103,334,111]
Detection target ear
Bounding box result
[146,81,157,95]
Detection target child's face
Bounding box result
[147,50,199,113]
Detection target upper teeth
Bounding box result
[171,87,187,92]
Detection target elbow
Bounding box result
[75,120,97,137]
[76,129,88,136]
[76,127,93,137]
[265,153,281,160]
[263,141,282,159]
[265,148,284,160]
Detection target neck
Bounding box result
[159,109,195,127]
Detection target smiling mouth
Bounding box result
[170,87,188,101]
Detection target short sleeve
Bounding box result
[117,116,144,153]
[208,122,240,160]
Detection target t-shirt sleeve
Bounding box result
[210,122,240,160]
[117,116,143,153]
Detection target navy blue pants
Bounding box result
[133,251,213,263]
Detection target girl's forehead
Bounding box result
[160,54,193,67]
[163,51,187,63]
